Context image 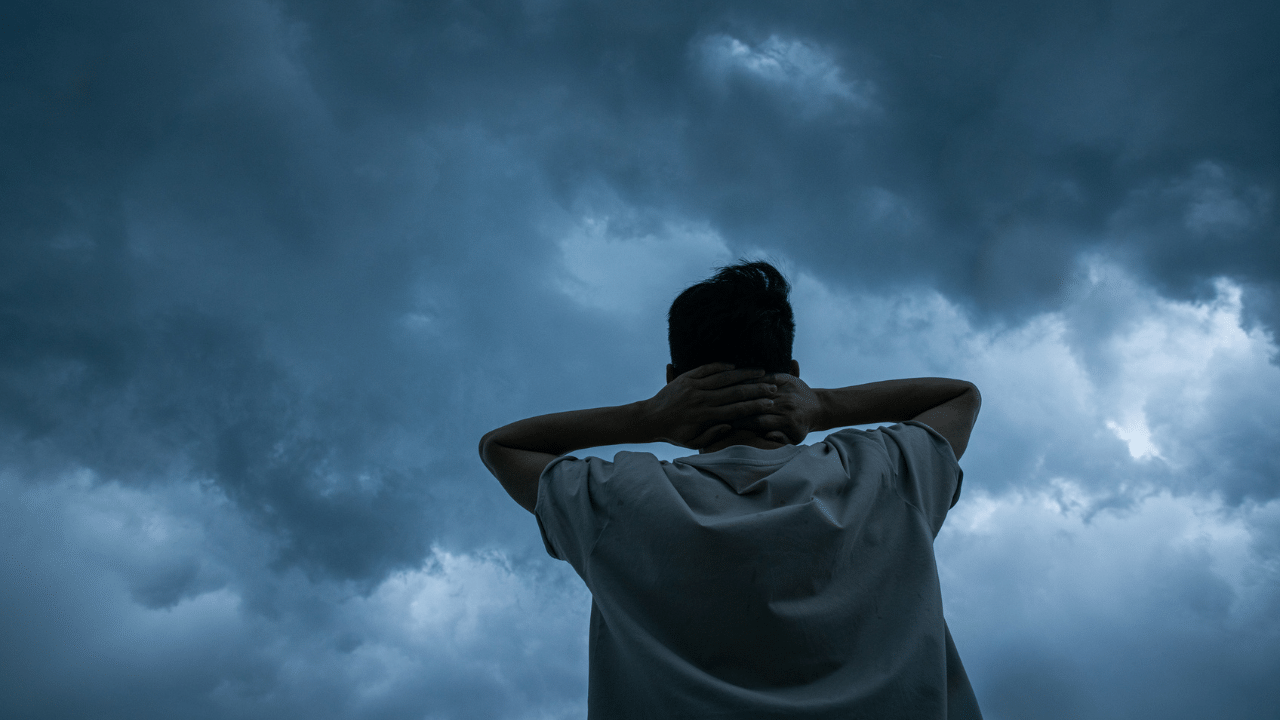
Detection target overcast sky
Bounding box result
[3,1,1279,718]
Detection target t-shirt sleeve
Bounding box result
[534,454,611,573]
[878,421,965,536]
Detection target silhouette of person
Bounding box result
[480,261,983,719]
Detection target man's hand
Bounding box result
[736,373,823,445]
[639,363,779,449]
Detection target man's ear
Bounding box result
[789,359,800,378]
[667,364,677,384]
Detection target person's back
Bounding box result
[480,261,983,718]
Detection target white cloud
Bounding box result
[791,255,1280,489]
[938,483,1280,716]
[695,33,876,116]
[1065,255,1279,469]
[307,547,591,717]
[359,547,588,656]
[0,470,591,719]
[940,484,1277,625]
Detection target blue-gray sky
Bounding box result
[2,1,1279,718]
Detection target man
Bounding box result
[479,261,983,719]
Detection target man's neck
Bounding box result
[699,429,789,454]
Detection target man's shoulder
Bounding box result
[826,421,949,453]
[542,449,671,481]
[820,424,897,455]
[878,421,961,465]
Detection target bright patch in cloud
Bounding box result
[1105,417,1159,459]
[696,33,875,115]
[1067,256,1275,466]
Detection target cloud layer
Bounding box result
[2,0,1278,718]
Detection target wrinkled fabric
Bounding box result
[536,421,982,719]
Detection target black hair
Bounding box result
[667,260,795,375]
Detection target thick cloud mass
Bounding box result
[2,1,1278,718]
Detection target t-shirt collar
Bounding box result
[675,443,806,494]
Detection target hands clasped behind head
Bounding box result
[732,372,821,445]
[644,363,779,449]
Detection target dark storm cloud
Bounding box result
[678,2,1280,317]
[277,0,1278,320]
[6,0,1279,554]
[0,0,548,579]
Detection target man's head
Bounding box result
[667,261,796,379]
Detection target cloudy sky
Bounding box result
[3,0,1279,718]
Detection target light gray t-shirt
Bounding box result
[535,421,982,719]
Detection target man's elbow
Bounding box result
[964,383,982,416]
[478,431,502,474]
[953,384,981,460]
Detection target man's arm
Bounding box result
[904,382,982,460]
[479,364,778,513]
[751,376,982,459]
